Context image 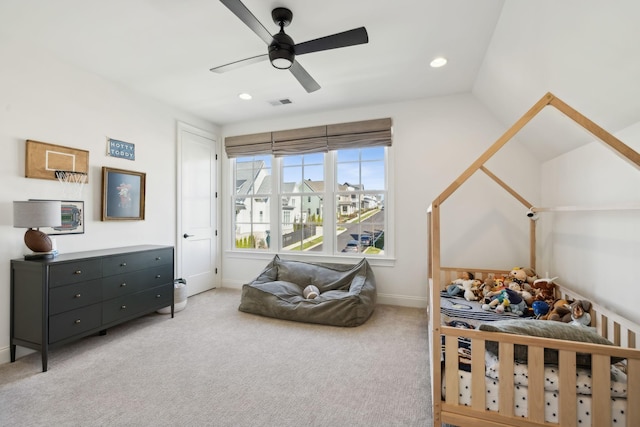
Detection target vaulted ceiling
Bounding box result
[1,0,638,161]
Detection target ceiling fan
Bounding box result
[210,0,369,93]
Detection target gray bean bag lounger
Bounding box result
[238,255,377,327]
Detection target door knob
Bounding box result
[183,233,194,239]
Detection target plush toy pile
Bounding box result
[447,267,593,325]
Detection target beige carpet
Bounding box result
[0,288,432,426]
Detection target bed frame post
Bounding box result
[429,199,443,425]
[530,220,536,270]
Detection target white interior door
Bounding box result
[177,123,218,296]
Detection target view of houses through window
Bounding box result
[233,147,386,255]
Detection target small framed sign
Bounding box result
[107,138,135,160]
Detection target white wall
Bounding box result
[0,36,219,363]
[539,122,640,325]
[220,93,541,306]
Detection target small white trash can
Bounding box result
[157,278,187,314]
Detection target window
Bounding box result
[233,155,272,250]
[281,153,324,251]
[226,118,392,257]
[335,147,386,255]
[231,147,388,256]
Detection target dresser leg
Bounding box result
[42,351,48,372]
[99,329,107,336]
[10,344,16,362]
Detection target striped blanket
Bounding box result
[440,291,520,323]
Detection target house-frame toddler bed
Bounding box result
[428,92,640,427]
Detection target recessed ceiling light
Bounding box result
[238,93,252,100]
[430,57,447,68]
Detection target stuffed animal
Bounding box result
[508,281,534,306]
[471,279,486,300]
[506,268,535,303]
[482,286,527,315]
[446,272,478,301]
[483,289,510,313]
[569,300,592,327]
[541,299,572,322]
[521,267,538,285]
[460,279,482,301]
[480,277,500,304]
[531,276,558,305]
[508,267,528,285]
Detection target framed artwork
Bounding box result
[101,167,146,221]
[29,200,85,235]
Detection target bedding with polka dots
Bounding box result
[484,350,628,397]
[443,369,628,424]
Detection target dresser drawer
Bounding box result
[102,248,173,276]
[49,260,102,287]
[102,264,174,299]
[49,279,102,315]
[49,303,102,343]
[102,283,174,324]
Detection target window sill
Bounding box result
[225,250,396,267]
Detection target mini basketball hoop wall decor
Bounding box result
[25,140,89,181]
[101,167,146,221]
[55,170,88,199]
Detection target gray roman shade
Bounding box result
[327,118,392,150]
[272,125,327,156]
[225,118,392,157]
[225,132,272,158]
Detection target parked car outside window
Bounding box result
[342,240,360,253]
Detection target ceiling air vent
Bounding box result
[268,98,293,106]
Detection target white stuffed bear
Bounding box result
[451,272,478,301]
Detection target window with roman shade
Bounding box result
[228,118,392,258]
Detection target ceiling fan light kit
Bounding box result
[214,0,369,92]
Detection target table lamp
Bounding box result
[13,200,62,260]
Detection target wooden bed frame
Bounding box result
[428,93,640,427]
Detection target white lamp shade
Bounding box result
[13,200,62,228]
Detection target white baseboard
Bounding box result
[376,293,427,308]
[222,280,244,290]
[0,345,36,366]
[220,281,427,309]
[0,345,9,365]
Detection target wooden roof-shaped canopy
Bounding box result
[429,91,640,279]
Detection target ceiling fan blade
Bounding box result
[289,61,321,93]
[210,54,268,73]
[294,27,368,56]
[220,0,273,45]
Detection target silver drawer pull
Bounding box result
[155,274,161,278]
[121,305,127,310]
[74,293,82,298]
[74,270,82,275]
[155,257,161,260]
[120,283,127,287]
[156,294,161,298]
[74,319,81,324]
[120,262,127,267]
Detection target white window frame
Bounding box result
[229,147,394,263]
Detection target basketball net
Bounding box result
[55,170,88,200]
